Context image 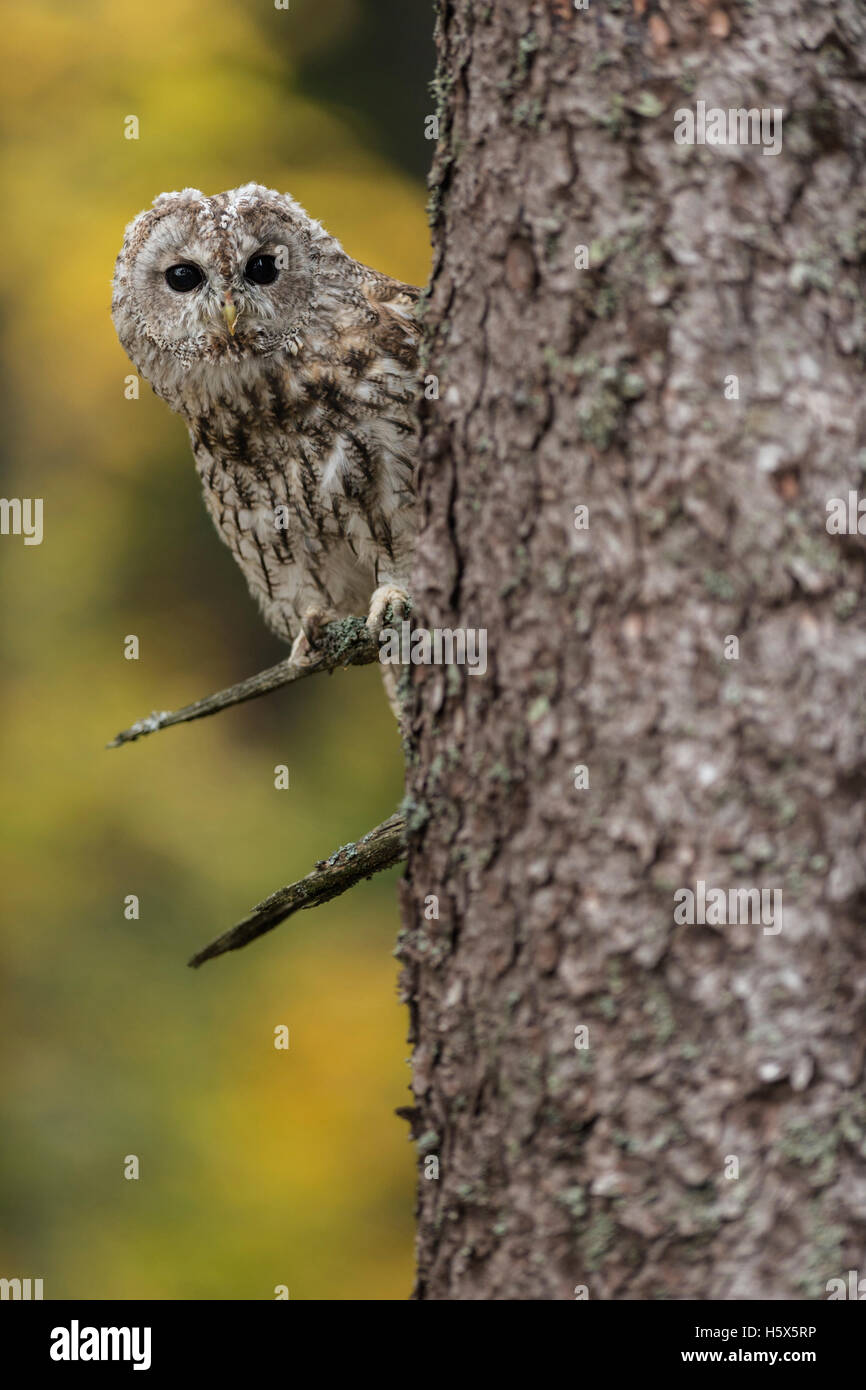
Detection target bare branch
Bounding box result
[188,812,407,968]
[108,616,379,748]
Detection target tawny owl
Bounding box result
[111,183,420,682]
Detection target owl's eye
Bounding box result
[164,263,203,292]
[245,254,279,285]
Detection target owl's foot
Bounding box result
[290,608,331,666]
[366,584,410,642]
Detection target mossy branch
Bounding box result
[107,616,380,748]
[188,812,407,968]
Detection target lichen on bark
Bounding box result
[399,0,866,1300]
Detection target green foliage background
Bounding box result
[0,0,432,1299]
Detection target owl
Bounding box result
[111,183,420,688]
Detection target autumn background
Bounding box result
[0,0,432,1298]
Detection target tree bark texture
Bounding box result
[399,0,866,1300]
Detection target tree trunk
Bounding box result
[398,0,866,1301]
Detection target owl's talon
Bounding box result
[289,630,315,666]
[301,609,328,646]
[366,585,410,641]
[289,608,332,665]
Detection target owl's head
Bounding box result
[112,184,353,383]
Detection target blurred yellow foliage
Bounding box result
[0,0,429,1298]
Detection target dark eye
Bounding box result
[164,263,203,292]
[245,254,278,285]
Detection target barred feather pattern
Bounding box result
[112,184,421,644]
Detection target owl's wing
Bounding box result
[358,272,422,374]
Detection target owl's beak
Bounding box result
[221,297,239,335]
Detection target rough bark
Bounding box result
[399,0,866,1300]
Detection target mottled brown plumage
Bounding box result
[111,185,420,661]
